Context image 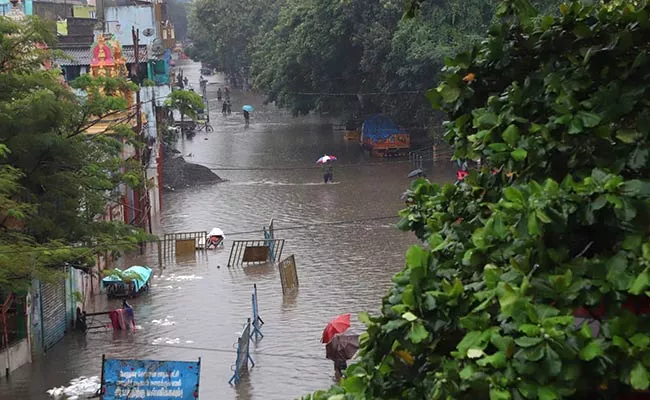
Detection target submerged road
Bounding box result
[0,61,455,399]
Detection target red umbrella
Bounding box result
[321,313,351,343]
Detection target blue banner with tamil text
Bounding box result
[102,358,200,399]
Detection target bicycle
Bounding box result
[195,120,214,133]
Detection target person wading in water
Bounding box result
[323,162,334,183]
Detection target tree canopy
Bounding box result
[306,0,650,399]
[165,89,205,122]
[187,0,282,86]
[188,0,562,126]
[0,17,150,293]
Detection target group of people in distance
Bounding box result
[217,86,231,115]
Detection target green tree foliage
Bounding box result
[252,0,369,116]
[306,0,650,398]
[252,0,558,125]
[189,0,561,126]
[187,0,282,86]
[165,89,205,124]
[0,17,151,293]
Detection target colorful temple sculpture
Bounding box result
[85,34,144,136]
[84,34,151,232]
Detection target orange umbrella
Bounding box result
[321,314,351,344]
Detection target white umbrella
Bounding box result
[208,227,224,237]
[316,155,337,164]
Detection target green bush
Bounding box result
[306,0,650,399]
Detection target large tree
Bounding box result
[306,0,650,399]
[252,0,370,116]
[0,17,150,293]
[187,0,282,86]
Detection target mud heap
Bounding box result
[162,146,223,191]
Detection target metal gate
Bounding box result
[162,231,208,257]
[227,239,285,267]
[40,279,67,351]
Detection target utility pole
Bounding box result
[96,0,105,33]
[132,26,150,234]
[132,26,142,135]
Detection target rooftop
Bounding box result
[55,44,148,66]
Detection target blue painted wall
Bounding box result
[0,0,32,15]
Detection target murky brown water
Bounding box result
[0,62,455,399]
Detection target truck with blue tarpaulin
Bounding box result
[360,115,410,157]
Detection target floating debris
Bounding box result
[152,337,181,345]
[47,376,100,399]
[151,316,175,326]
[164,274,204,282]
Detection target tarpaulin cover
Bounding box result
[101,266,152,293]
[361,115,402,140]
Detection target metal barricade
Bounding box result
[162,231,208,257]
[227,239,285,267]
[228,318,254,385]
[251,284,264,341]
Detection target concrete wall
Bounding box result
[29,280,43,355]
[33,0,80,20]
[140,85,171,139]
[105,5,157,46]
[72,4,95,18]
[58,17,96,46]
[0,339,31,375]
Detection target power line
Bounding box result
[82,335,336,363]
[202,160,416,171]
[289,90,422,97]
[0,215,399,256]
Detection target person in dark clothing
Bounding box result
[217,88,223,101]
[222,101,228,115]
[333,358,347,382]
[243,110,250,124]
[183,76,189,87]
[76,307,87,331]
[226,101,232,115]
[323,164,333,183]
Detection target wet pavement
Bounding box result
[0,61,455,399]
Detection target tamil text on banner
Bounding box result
[101,357,201,399]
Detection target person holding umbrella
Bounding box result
[327,334,359,381]
[322,314,357,382]
[316,155,337,183]
[243,105,254,125]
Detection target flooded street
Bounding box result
[0,62,455,399]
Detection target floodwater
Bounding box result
[0,61,455,400]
